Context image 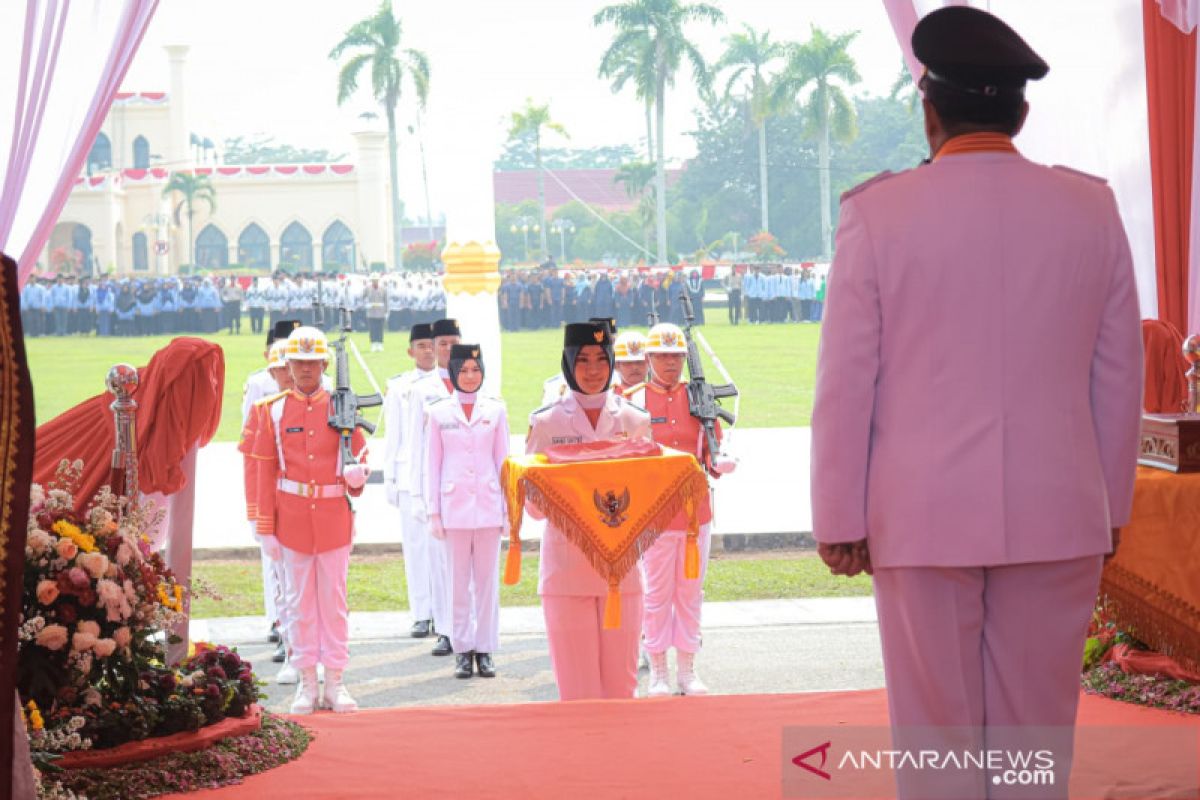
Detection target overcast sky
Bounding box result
[122,0,907,221]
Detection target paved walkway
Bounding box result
[191,427,813,552]
[192,597,884,712]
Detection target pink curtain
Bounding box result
[0,1,159,289]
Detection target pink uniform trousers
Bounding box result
[542,593,644,701]
[282,543,352,671]
[873,555,1104,800]
[641,523,712,653]
[445,527,502,654]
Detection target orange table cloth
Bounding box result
[1101,466,1200,671]
[501,448,709,629]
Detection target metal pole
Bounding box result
[166,445,197,666]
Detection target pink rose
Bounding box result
[35,624,68,651]
[115,543,133,566]
[77,620,100,637]
[83,688,102,707]
[67,567,89,589]
[36,580,59,605]
[79,552,109,580]
[26,529,51,555]
[97,580,132,622]
[72,631,98,652]
[113,626,132,648]
[56,538,78,560]
[93,638,117,658]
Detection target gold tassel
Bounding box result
[603,581,622,630]
[684,493,700,579]
[503,542,522,586]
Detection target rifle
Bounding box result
[328,307,382,467]
[648,283,660,327]
[678,291,737,470]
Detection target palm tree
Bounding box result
[330,1,430,272]
[162,171,216,270]
[614,161,657,259]
[773,26,861,261]
[889,62,919,114]
[594,0,724,265]
[507,99,568,258]
[716,24,785,236]
[598,29,657,165]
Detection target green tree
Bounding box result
[594,0,724,265]
[222,135,345,165]
[889,63,919,114]
[330,1,430,271]
[507,99,569,258]
[162,171,217,270]
[716,23,785,236]
[614,161,656,259]
[598,28,657,165]
[773,26,861,261]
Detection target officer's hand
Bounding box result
[818,539,870,577]
[429,514,446,540]
[1105,527,1121,565]
[260,534,283,562]
[711,453,738,476]
[344,463,370,490]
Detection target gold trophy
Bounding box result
[1184,334,1200,414]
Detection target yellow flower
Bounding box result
[52,520,96,553]
[30,710,43,731]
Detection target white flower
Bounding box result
[25,528,51,555]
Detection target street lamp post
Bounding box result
[551,218,576,262]
[509,215,540,263]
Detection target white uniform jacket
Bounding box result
[423,394,510,529]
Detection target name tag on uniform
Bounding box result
[551,435,583,445]
[439,421,462,430]
[650,416,668,425]
[285,426,304,433]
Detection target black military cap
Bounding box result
[267,319,301,347]
[431,318,461,339]
[409,322,433,342]
[913,6,1047,96]
[449,343,482,362]
[588,317,618,336]
[564,321,612,349]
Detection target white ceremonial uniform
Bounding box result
[424,393,510,654]
[382,366,437,622]
[242,367,286,630]
[526,391,652,700]
[540,374,569,407]
[403,369,455,635]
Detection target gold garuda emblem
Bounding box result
[593,487,630,528]
[661,330,679,347]
[593,330,605,343]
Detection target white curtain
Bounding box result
[881,0,1158,320]
[0,0,159,288]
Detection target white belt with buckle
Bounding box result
[277,478,345,499]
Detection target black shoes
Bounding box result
[268,623,281,644]
[410,619,433,638]
[455,652,475,678]
[271,641,286,663]
[432,635,453,657]
[475,652,496,678]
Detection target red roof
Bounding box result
[493,168,682,213]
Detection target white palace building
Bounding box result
[48,46,398,277]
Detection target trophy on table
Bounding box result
[1139,333,1200,472]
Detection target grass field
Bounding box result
[26,313,818,440]
[190,551,871,619]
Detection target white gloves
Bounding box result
[429,514,446,541]
[385,482,400,508]
[711,454,738,475]
[259,534,283,562]
[343,463,370,490]
[412,500,428,523]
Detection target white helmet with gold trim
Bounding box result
[267,341,289,368]
[285,326,330,361]
[645,323,688,354]
[614,331,647,362]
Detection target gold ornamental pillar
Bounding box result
[442,241,503,393]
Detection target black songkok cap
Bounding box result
[913,6,1048,96]
[268,319,301,347]
[409,323,433,343]
[564,322,613,349]
[588,317,618,336]
[431,318,461,338]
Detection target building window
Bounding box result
[133,232,148,272]
[195,224,228,269]
[238,223,270,270]
[321,221,355,271]
[279,221,312,272]
[133,135,150,169]
[88,133,112,173]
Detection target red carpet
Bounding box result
[167,690,1200,799]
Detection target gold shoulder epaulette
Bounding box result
[254,390,289,407]
[621,382,646,398]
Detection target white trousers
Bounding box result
[397,492,434,621]
[543,593,643,701]
[640,524,712,654]
[445,527,502,654]
[281,543,352,670]
[254,523,289,633]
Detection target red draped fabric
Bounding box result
[32,338,224,504]
[1144,0,1198,334]
[1142,318,1190,411]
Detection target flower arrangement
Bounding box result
[18,460,261,760]
[747,231,785,262]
